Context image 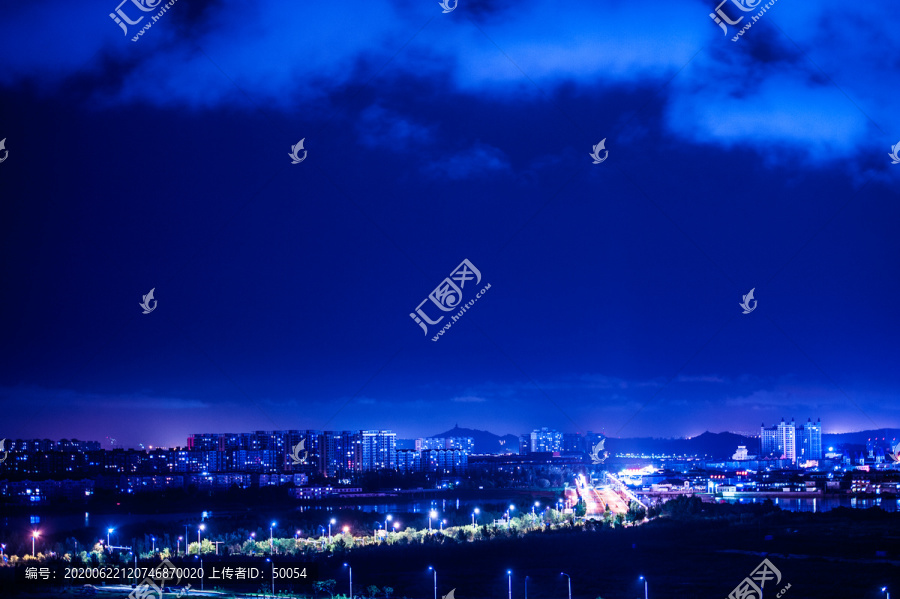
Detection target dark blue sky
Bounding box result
[1,0,898,448]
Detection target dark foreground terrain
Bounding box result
[3,499,899,598]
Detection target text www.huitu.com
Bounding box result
[130,0,179,42]
[431,283,491,342]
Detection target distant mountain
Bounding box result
[823,429,900,448]
[432,425,520,454]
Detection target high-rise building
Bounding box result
[529,428,563,453]
[322,431,357,477]
[563,433,585,453]
[356,430,396,472]
[284,430,323,473]
[421,448,468,474]
[760,418,822,462]
[415,437,475,453]
[797,418,822,461]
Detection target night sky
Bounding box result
[1,0,898,448]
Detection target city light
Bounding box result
[429,510,438,532]
[31,530,40,556]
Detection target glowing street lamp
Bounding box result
[296,530,301,540]
[385,514,392,534]
[507,505,516,527]
[198,524,205,553]
[270,521,277,554]
[561,573,572,599]
[329,518,336,540]
[429,510,438,532]
[507,570,512,599]
[472,508,480,527]
[342,525,350,536]
[428,566,437,599]
[32,530,40,556]
[107,528,114,546]
[440,519,446,532]
[151,537,156,554]
[639,576,648,599]
[883,588,891,599]
[343,563,353,599]
[177,536,183,556]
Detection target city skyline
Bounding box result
[5,415,899,451]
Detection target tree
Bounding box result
[315,579,338,599]
[575,498,587,518]
[367,585,380,598]
[384,587,394,599]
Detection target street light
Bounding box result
[385,514,392,537]
[429,510,438,532]
[107,528,114,546]
[329,518,336,540]
[883,588,891,599]
[32,531,40,557]
[561,573,572,599]
[428,566,437,599]
[440,519,446,532]
[525,576,530,599]
[270,521,277,555]
[198,524,205,553]
[472,508,480,527]
[177,536,183,556]
[640,576,648,599]
[343,563,353,599]
[507,570,512,599]
[151,537,156,554]
[532,501,540,519]
[296,530,301,540]
[507,505,516,527]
